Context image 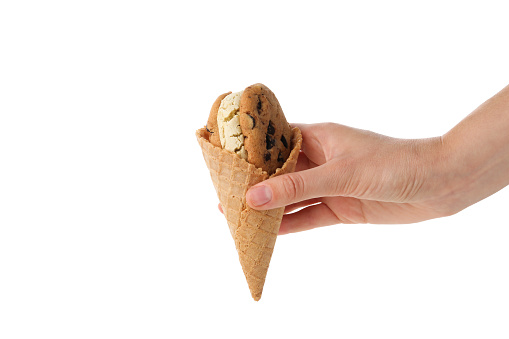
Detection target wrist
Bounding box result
[436,84,509,215]
[409,136,463,216]
[439,127,509,215]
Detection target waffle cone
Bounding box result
[196,127,302,301]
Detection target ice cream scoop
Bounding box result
[206,83,292,175]
[216,91,247,160]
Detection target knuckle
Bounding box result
[279,173,306,203]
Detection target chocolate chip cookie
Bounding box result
[239,84,292,175]
[206,91,231,148]
[205,84,292,175]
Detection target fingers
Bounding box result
[293,123,328,165]
[284,198,321,214]
[278,203,343,235]
[295,152,311,172]
[221,198,323,218]
[295,151,320,172]
[221,199,346,235]
[246,123,357,210]
[246,163,338,210]
[221,198,321,217]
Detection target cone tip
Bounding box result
[251,292,262,301]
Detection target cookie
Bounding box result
[206,91,231,148]
[239,84,292,175]
[206,84,292,175]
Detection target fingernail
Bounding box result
[248,185,272,207]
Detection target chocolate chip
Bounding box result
[246,114,255,129]
[264,152,271,161]
[267,121,275,135]
[280,135,288,148]
[257,98,262,111]
[266,134,275,150]
[277,150,284,162]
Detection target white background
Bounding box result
[1,1,509,338]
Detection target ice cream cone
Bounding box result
[196,127,302,301]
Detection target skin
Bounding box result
[219,84,509,234]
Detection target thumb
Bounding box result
[246,165,335,210]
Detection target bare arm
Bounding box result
[440,84,509,214]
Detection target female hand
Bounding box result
[245,122,451,234]
[219,84,509,234]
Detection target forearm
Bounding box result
[441,84,509,213]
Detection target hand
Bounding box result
[241,122,452,234]
[218,85,509,234]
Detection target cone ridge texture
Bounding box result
[196,127,302,300]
